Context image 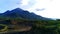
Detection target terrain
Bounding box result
[0,8,59,34]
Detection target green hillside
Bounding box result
[0,17,59,34]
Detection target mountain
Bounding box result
[0,8,52,20]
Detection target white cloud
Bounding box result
[20,0,60,19]
[21,0,29,5]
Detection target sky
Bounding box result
[0,0,22,13]
[0,0,60,19]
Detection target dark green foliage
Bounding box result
[0,16,60,34]
[30,19,60,34]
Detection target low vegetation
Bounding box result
[0,17,60,34]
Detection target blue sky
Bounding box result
[0,0,35,13]
[0,0,60,19]
[0,0,22,13]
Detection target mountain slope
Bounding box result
[1,8,52,20]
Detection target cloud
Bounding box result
[36,8,45,11]
[21,0,29,5]
[19,0,36,10]
[35,0,60,19]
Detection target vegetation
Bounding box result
[0,24,8,32]
[0,17,60,34]
[30,20,59,34]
